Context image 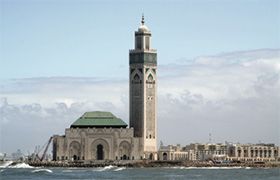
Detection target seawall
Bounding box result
[27,160,280,168]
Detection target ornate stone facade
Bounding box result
[53,127,143,161]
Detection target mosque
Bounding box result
[52,16,280,163]
[52,16,158,161]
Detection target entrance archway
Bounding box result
[69,141,81,161]
[119,141,131,160]
[91,138,110,160]
[97,144,103,160]
[123,154,127,160]
[163,153,167,160]
[149,153,153,160]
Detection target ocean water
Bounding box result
[0,162,279,180]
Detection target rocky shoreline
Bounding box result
[27,160,280,168]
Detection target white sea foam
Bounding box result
[32,169,53,173]
[0,161,13,168]
[169,167,185,169]
[114,167,126,171]
[184,167,198,169]
[201,167,221,169]
[0,169,4,172]
[8,163,34,169]
[104,165,115,170]
[95,165,116,171]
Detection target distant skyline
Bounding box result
[1,0,279,154]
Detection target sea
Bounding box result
[0,161,279,180]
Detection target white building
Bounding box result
[158,144,194,161]
[185,143,227,161]
[227,143,280,162]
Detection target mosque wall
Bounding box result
[53,128,143,161]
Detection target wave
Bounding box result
[171,167,187,169]
[0,161,13,168]
[114,167,126,171]
[95,165,116,172]
[103,165,115,170]
[7,163,34,169]
[183,167,198,169]
[32,169,53,173]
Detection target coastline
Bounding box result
[26,160,280,168]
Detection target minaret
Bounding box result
[129,15,158,159]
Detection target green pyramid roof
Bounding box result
[70,111,127,128]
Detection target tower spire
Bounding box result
[141,13,145,25]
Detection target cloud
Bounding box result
[0,48,279,154]
[1,77,129,107]
[0,77,130,154]
[0,97,129,154]
[157,48,279,146]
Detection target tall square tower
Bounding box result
[129,16,157,159]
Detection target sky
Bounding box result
[0,0,279,155]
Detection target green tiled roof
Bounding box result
[70,111,127,128]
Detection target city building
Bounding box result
[185,143,227,161]
[227,143,280,162]
[53,16,158,161]
[158,144,194,161]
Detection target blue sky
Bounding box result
[1,0,279,79]
[0,0,279,155]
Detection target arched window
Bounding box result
[134,74,139,80]
[148,74,153,81]
[137,37,142,49]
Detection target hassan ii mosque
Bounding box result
[53,16,159,161]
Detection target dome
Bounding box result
[138,25,148,32]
